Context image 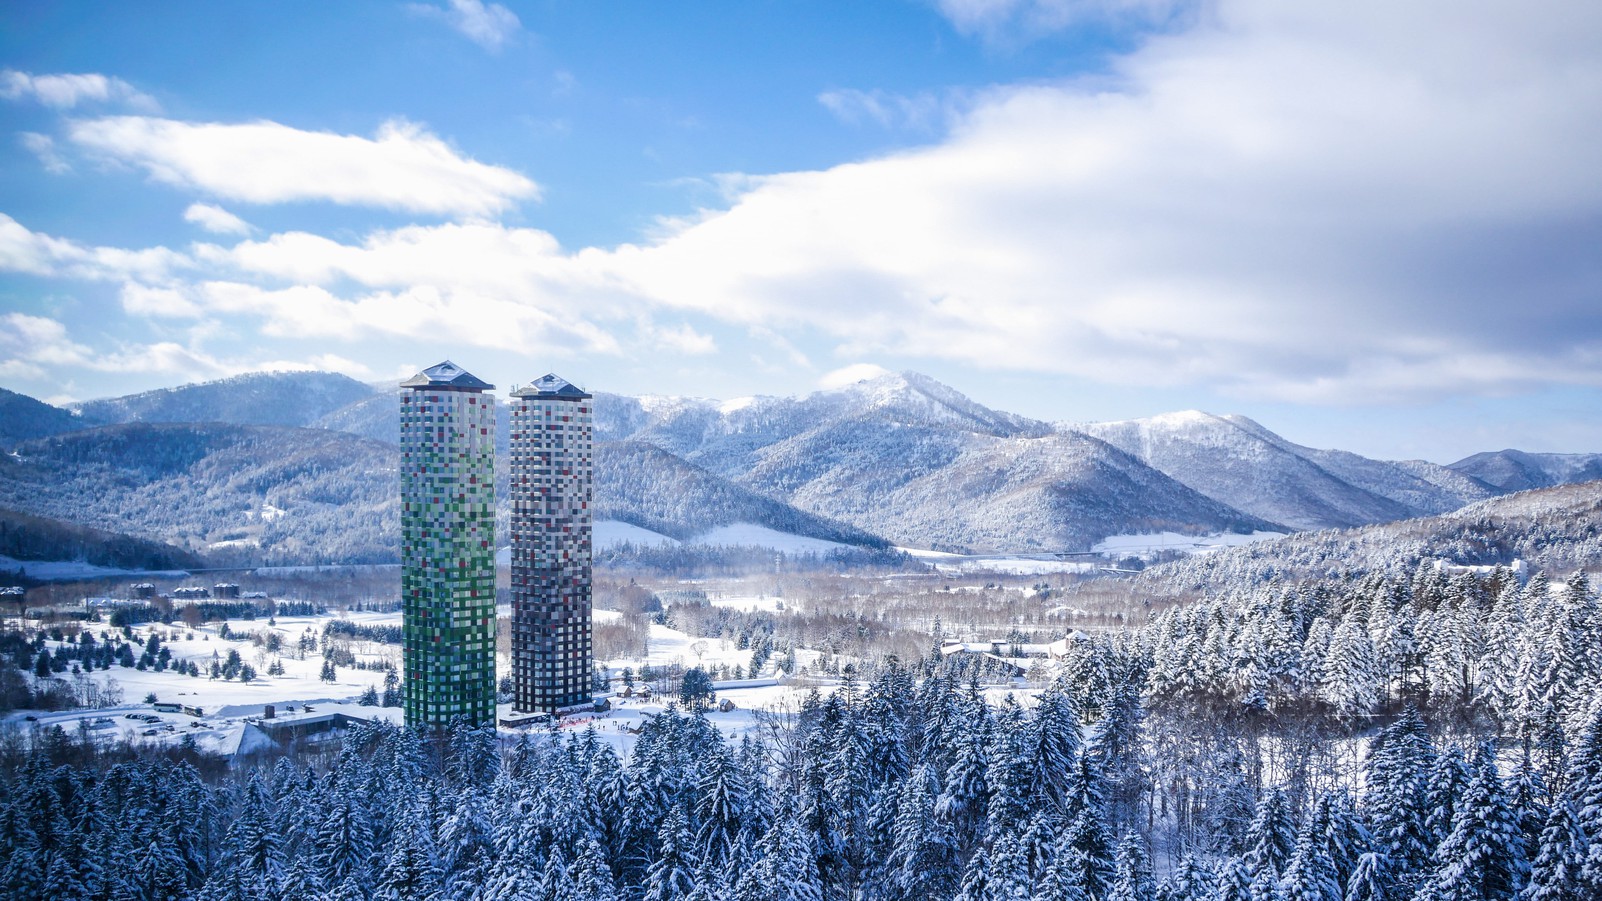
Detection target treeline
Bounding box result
[5,654,1601,901]
[0,506,202,572]
[324,620,403,644]
[107,599,320,628]
[1133,481,1602,598]
[595,542,922,576]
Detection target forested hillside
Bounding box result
[595,441,886,546]
[71,371,377,429]
[0,387,87,448]
[0,507,203,572]
[5,559,1599,900]
[1131,480,1602,598]
[0,423,399,565]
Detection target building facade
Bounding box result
[399,361,498,728]
[508,373,595,714]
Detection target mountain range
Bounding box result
[0,368,1597,566]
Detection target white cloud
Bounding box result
[819,363,893,390]
[183,203,252,236]
[1,70,158,110]
[639,321,716,356]
[0,312,380,388]
[0,214,189,284]
[194,281,621,357]
[120,282,202,318]
[601,0,1602,404]
[818,89,949,131]
[409,0,522,52]
[933,0,1182,44]
[67,117,538,218]
[9,0,1602,410]
[20,133,70,173]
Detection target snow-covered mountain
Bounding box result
[6,368,1599,561]
[1448,448,1602,492]
[594,372,1271,552]
[1078,410,1499,531]
[72,371,376,429]
[0,387,88,448]
[1136,479,1602,596]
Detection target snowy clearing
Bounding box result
[0,554,190,581]
[687,523,850,553]
[1091,529,1286,556]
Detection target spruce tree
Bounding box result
[1415,745,1530,901]
[1519,798,1585,901]
[1106,832,1156,901]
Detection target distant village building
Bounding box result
[1047,631,1092,659]
[130,582,156,599]
[938,640,1029,677]
[212,583,240,599]
[171,586,210,601]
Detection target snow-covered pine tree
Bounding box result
[1518,797,1585,901]
[1363,707,1434,892]
[642,804,699,901]
[1415,744,1530,901]
[1241,789,1297,880]
[1106,831,1156,901]
[1342,852,1391,901]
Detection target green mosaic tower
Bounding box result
[400,361,497,728]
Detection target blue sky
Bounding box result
[2,0,1600,463]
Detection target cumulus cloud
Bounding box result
[409,0,522,52]
[0,312,224,380]
[1,70,158,110]
[640,321,717,356]
[67,117,538,218]
[183,203,252,235]
[193,281,621,357]
[603,0,1602,403]
[0,214,188,283]
[0,312,382,390]
[120,283,203,318]
[9,0,1602,409]
[20,133,70,174]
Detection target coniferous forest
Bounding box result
[2,565,1600,901]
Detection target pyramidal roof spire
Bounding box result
[512,372,590,399]
[400,360,494,391]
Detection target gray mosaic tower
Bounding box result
[508,373,595,714]
[399,361,497,728]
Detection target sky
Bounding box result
[1,0,1600,464]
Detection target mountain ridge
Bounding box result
[4,369,1599,561]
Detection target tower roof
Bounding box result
[400,360,494,392]
[512,373,591,399]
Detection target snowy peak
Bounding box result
[72,370,377,429]
[1449,449,1602,492]
[1077,410,1498,531]
[808,370,1046,438]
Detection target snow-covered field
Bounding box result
[0,554,189,581]
[1090,529,1286,556]
[901,547,1099,575]
[689,523,849,554]
[595,520,680,547]
[6,606,847,758]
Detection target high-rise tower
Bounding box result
[399,361,497,728]
[508,373,595,714]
